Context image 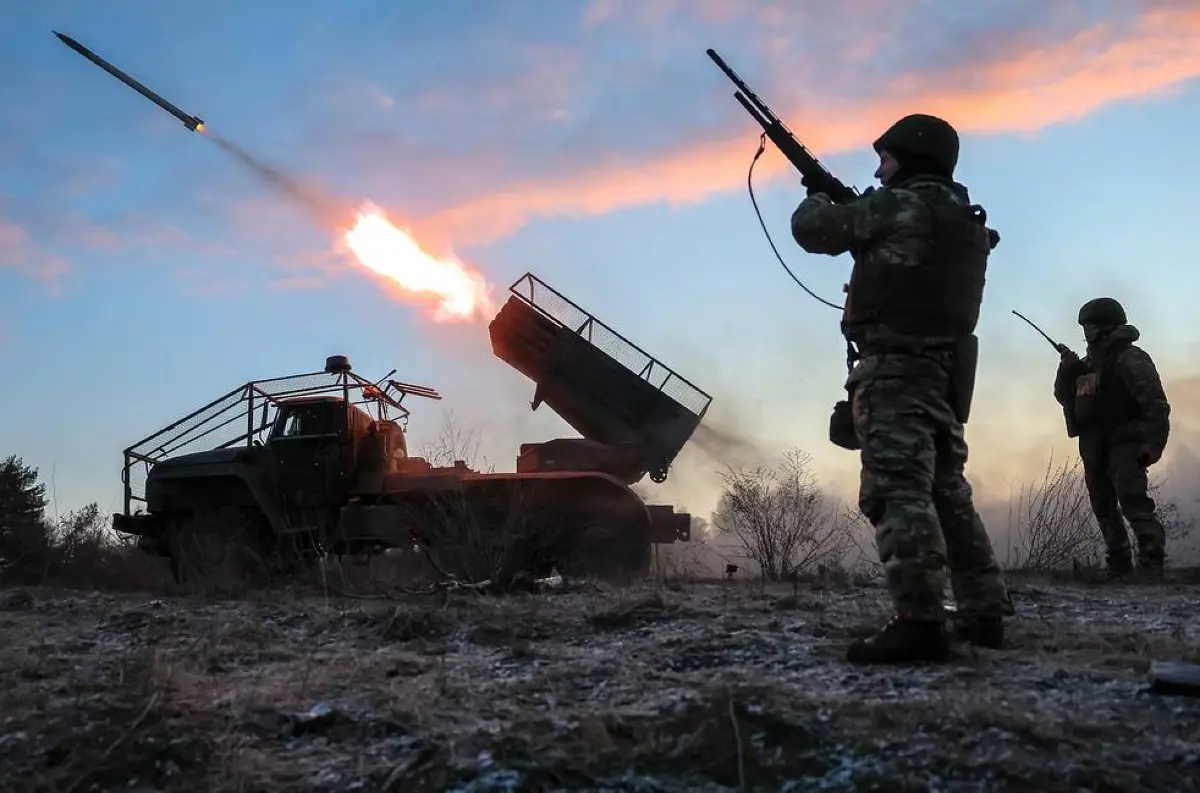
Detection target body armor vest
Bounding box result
[1073,347,1140,431]
[842,188,991,341]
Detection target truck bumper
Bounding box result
[111,512,165,537]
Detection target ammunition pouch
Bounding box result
[948,334,979,425]
[1062,406,1079,439]
[829,398,860,450]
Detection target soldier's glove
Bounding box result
[1056,351,1084,383]
[800,174,825,198]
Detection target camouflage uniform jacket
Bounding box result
[1053,324,1170,456]
[790,175,987,355]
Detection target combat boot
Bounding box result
[1137,547,1166,571]
[1136,557,1165,582]
[955,615,1003,649]
[846,616,950,664]
[1104,552,1133,582]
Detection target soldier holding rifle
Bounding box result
[707,48,1012,664]
[789,115,1012,664]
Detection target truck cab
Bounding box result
[266,395,413,524]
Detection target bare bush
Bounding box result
[1,501,169,591]
[417,408,495,472]
[1148,477,1196,551]
[1004,451,1197,572]
[837,505,884,579]
[712,448,854,580]
[325,410,558,592]
[1004,453,1101,571]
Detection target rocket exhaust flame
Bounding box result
[202,136,495,322]
[345,204,495,323]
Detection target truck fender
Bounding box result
[151,463,290,536]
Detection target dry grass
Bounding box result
[2,570,1200,792]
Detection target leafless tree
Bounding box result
[712,448,853,580]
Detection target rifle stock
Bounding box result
[707,48,859,205]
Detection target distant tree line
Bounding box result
[0,454,121,585]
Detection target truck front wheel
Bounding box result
[167,507,268,592]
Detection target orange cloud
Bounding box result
[422,4,1200,246]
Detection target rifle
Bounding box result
[706,48,860,205]
[1011,309,1080,438]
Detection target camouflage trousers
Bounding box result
[848,351,1011,622]
[1080,437,1166,569]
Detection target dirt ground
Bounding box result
[2,567,1200,793]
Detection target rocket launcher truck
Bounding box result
[111,272,712,586]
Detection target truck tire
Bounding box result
[572,519,651,579]
[168,507,268,592]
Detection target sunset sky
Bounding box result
[3,1,1200,538]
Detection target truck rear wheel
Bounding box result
[569,518,652,579]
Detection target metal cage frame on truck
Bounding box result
[119,360,441,517]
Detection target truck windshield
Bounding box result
[277,405,334,438]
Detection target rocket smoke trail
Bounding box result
[204,132,346,229]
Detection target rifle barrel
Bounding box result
[734,92,770,127]
[705,48,735,78]
[708,49,777,120]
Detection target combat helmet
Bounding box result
[873,114,960,177]
[1077,297,1126,327]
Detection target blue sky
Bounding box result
[3,0,1200,527]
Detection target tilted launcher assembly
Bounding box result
[489,272,712,485]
